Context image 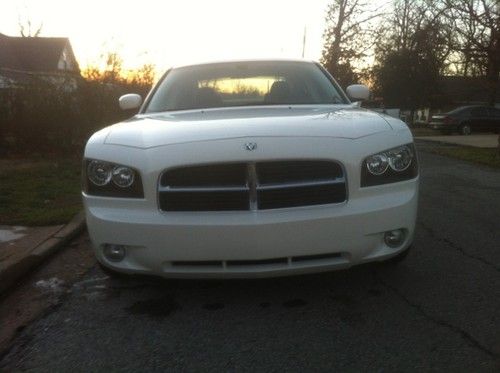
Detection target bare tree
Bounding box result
[376,0,454,74]
[444,0,500,102]
[18,15,43,37]
[82,51,156,98]
[443,0,499,155]
[103,52,124,83]
[372,1,456,119]
[129,63,156,87]
[320,0,384,87]
[81,52,125,84]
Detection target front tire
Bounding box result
[383,245,411,265]
[98,262,129,278]
[459,123,472,135]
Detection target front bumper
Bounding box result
[84,178,418,278]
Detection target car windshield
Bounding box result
[145,61,348,113]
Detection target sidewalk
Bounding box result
[0,212,86,294]
[414,134,498,148]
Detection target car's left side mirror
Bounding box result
[346,84,370,101]
[119,94,143,111]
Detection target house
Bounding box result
[0,33,81,91]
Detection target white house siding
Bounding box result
[57,45,75,71]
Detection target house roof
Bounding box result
[0,33,79,73]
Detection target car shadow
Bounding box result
[95,261,407,317]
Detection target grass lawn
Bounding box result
[0,158,82,226]
[410,127,441,137]
[428,146,500,169]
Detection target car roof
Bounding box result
[447,105,489,113]
[454,105,481,110]
[171,58,317,69]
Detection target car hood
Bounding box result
[104,106,393,149]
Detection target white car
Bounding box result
[83,59,419,278]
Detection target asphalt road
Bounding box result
[2,142,500,372]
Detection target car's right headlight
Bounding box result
[83,159,144,198]
[361,143,418,187]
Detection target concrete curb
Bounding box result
[414,138,462,148]
[414,135,499,149]
[0,211,86,295]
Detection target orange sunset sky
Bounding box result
[1,0,331,73]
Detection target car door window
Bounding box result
[471,107,488,117]
[488,108,500,129]
[487,108,500,118]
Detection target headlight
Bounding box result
[386,146,413,171]
[87,161,113,186]
[366,154,389,175]
[83,159,144,198]
[361,144,418,187]
[112,166,135,188]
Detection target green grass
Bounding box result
[410,127,441,137]
[0,159,82,226]
[429,146,500,169]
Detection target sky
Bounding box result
[1,0,331,73]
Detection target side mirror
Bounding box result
[119,94,143,111]
[346,84,370,101]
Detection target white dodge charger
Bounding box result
[82,59,419,278]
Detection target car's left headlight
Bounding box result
[361,143,418,187]
[83,159,144,198]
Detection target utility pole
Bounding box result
[302,26,307,58]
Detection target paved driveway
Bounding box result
[2,143,499,372]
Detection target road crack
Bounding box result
[418,221,500,273]
[375,272,499,359]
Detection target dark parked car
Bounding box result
[429,105,500,135]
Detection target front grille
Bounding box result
[158,161,346,211]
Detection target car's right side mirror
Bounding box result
[119,94,143,111]
[346,84,370,101]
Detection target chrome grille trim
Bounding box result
[257,178,345,190]
[158,161,347,211]
[158,186,248,192]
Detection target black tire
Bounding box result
[459,123,472,135]
[383,245,411,265]
[98,262,130,278]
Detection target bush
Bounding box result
[0,74,151,156]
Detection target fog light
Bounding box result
[103,244,126,262]
[384,230,406,248]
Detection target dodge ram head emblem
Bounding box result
[244,142,257,151]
